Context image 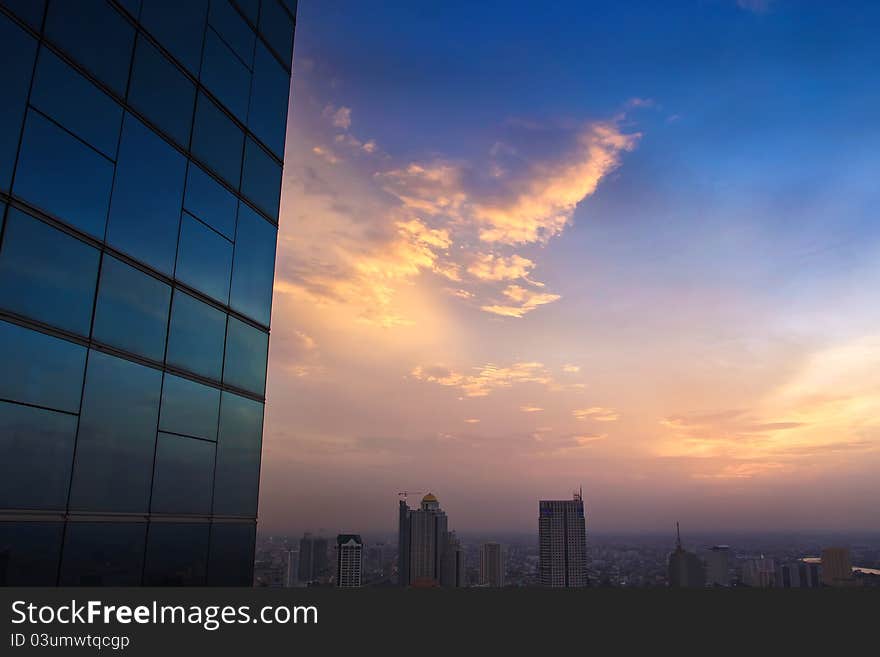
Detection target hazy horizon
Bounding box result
[257,0,880,536]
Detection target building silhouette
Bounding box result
[336,534,363,588]
[538,491,588,587]
[704,545,730,587]
[398,492,463,587]
[740,556,776,588]
[298,533,329,584]
[821,547,853,587]
[667,523,706,588]
[480,542,505,587]
[0,0,296,586]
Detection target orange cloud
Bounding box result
[480,285,561,318]
[572,407,619,422]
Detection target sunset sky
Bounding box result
[259,0,880,535]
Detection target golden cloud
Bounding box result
[572,407,619,422]
[480,285,561,318]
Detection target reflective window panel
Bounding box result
[191,92,244,188]
[30,48,123,160]
[229,204,277,326]
[159,373,220,441]
[143,522,209,586]
[259,0,294,69]
[207,522,255,586]
[165,291,226,381]
[106,113,186,275]
[44,0,135,97]
[150,432,215,515]
[0,319,86,413]
[174,212,233,304]
[0,208,100,336]
[200,27,251,123]
[68,351,162,513]
[0,15,37,192]
[208,0,255,69]
[0,400,77,510]
[92,255,171,362]
[223,317,268,395]
[59,522,146,586]
[248,40,290,159]
[13,111,114,239]
[0,522,63,586]
[0,0,46,31]
[213,392,263,517]
[139,0,208,77]
[241,138,282,220]
[183,163,238,239]
[128,35,197,148]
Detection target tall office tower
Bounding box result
[298,533,329,584]
[704,545,730,587]
[538,492,588,587]
[776,561,820,588]
[480,542,504,587]
[285,548,298,587]
[398,493,458,586]
[740,556,776,588]
[440,531,465,588]
[336,534,363,588]
[0,0,296,586]
[667,524,706,588]
[821,547,853,587]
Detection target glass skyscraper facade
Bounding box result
[0,0,295,585]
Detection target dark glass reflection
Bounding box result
[150,432,215,515]
[183,163,237,239]
[223,317,268,395]
[0,319,86,413]
[166,291,226,381]
[249,40,290,159]
[241,138,282,220]
[139,0,208,77]
[30,48,123,160]
[207,522,255,586]
[69,351,161,513]
[0,522,63,586]
[208,0,255,68]
[0,15,37,191]
[0,401,77,510]
[44,0,135,96]
[106,113,186,275]
[159,373,220,441]
[143,522,208,585]
[128,35,196,148]
[92,256,171,362]
[201,28,251,123]
[230,204,277,326]
[213,392,263,517]
[259,0,294,68]
[0,0,46,30]
[59,522,146,586]
[175,213,233,303]
[0,209,100,335]
[13,111,114,239]
[191,92,244,188]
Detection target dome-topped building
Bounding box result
[421,492,439,509]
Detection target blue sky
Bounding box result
[259,1,880,534]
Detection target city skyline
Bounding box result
[258,0,880,535]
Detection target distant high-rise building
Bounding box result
[480,542,505,587]
[397,493,460,587]
[336,534,364,588]
[776,560,822,588]
[821,547,853,587]
[667,524,706,588]
[440,531,466,588]
[285,548,299,587]
[538,491,588,587]
[0,0,296,588]
[741,556,775,588]
[298,533,329,584]
[704,545,730,587]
